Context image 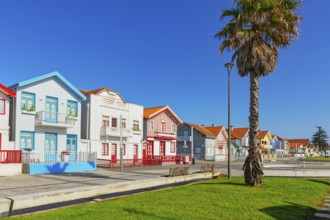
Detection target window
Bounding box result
[170,142,176,153]
[171,124,176,133]
[122,118,126,128]
[102,116,109,127]
[184,130,189,136]
[262,141,267,145]
[112,117,118,128]
[67,101,78,117]
[21,92,35,112]
[0,99,4,114]
[20,131,34,150]
[102,143,109,156]
[149,121,154,130]
[161,119,166,131]
[133,120,139,131]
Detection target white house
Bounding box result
[9,71,96,174]
[80,87,144,168]
[0,84,21,176]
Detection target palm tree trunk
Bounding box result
[243,72,264,186]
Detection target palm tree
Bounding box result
[215,0,301,186]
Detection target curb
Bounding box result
[0,172,212,217]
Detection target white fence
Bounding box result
[22,151,97,165]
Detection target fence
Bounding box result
[0,150,22,164]
[143,155,191,165]
[97,159,143,168]
[22,151,97,165]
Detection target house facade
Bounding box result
[259,131,273,153]
[230,127,249,158]
[80,87,144,168]
[271,135,289,155]
[143,106,182,165]
[9,71,96,174]
[287,139,310,156]
[204,125,228,161]
[177,123,215,161]
[0,84,21,176]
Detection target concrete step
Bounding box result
[314,212,330,218]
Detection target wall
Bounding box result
[0,164,22,176]
[12,77,82,152]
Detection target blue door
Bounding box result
[66,135,77,161]
[45,97,58,123]
[45,133,57,162]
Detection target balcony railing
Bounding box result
[154,129,176,137]
[0,150,22,164]
[35,111,75,128]
[177,136,191,141]
[100,126,132,138]
[22,151,97,165]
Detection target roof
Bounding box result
[204,126,224,136]
[80,87,125,103]
[80,87,115,96]
[10,71,86,101]
[0,84,15,97]
[144,106,182,124]
[287,139,310,148]
[259,131,272,140]
[228,127,249,139]
[144,106,166,118]
[186,123,215,137]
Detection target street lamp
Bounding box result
[225,62,234,178]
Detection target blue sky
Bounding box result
[1,0,329,140]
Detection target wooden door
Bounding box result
[111,143,117,163]
[160,141,165,156]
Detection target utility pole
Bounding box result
[120,115,123,171]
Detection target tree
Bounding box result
[215,0,301,186]
[312,127,329,151]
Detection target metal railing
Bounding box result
[35,111,75,127]
[22,151,97,165]
[0,150,22,164]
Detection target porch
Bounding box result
[0,150,22,176]
[22,151,97,174]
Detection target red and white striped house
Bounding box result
[0,84,22,176]
[143,106,182,165]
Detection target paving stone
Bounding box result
[314,212,330,218]
[320,207,330,212]
[324,203,330,207]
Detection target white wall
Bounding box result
[81,90,144,160]
[12,77,83,152]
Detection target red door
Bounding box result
[111,143,117,163]
[133,144,138,162]
[160,141,166,156]
[0,133,2,150]
[146,141,154,158]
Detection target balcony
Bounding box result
[177,136,191,142]
[154,129,176,138]
[100,126,132,138]
[35,111,75,128]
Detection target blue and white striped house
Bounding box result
[9,71,96,174]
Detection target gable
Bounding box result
[10,71,85,101]
[144,106,182,124]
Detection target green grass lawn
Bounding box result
[305,156,330,162]
[10,177,330,220]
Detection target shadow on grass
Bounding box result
[259,202,316,220]
[123,208,177,220]
[308,179,330,186]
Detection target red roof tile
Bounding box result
[0,84,15,97]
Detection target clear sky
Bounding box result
[1,0,329,140]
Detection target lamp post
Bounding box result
[225,62,234,178]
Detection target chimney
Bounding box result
[231,125,234,131]
[212,124,215,127]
